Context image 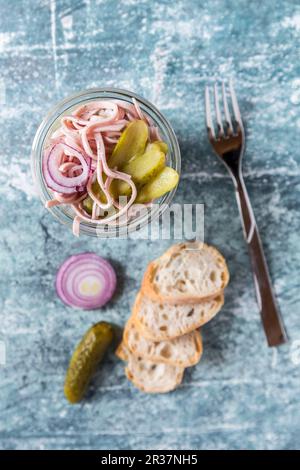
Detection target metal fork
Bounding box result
[205,81,287,347]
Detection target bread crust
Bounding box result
[115,341,128,361]
[133,291,224,341]
[141,242,229,304]
[123,315,203,367]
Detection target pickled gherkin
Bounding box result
[109,120,148,169]
[64,322,114,403]
[82,195,93,215]
[109,179,131,198]
[135,167,179,204]
[147,141,168,155]
[82,180,108,215]
[81,119,175,211]
[123,149,165,184]
[110,146,166,198]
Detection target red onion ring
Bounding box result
[43,143,91,193]
[43,144,76,194]
[47,143,89,187]
[56,253,117,309]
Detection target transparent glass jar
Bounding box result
[31,88,181,237]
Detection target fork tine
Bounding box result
[229,79,243,130]
[222,81,234,135]
[205,86,216,140]
[214,83,224,137]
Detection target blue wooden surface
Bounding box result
[0,0,300,450]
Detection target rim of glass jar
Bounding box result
[31,87,181,238]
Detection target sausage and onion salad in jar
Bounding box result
[32,88,181,237]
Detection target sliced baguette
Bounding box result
[133,291,224,341]
[123,316,202,367]
[124,345,184,393]
[116,343,184,393]
[141,242,229,304]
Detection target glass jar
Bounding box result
[31,88,181,237]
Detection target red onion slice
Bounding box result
[56,253,116,309]
[43,143,91,194]
[47,143,89,187]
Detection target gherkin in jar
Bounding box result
[110,144,166,198]
[135,167,179,204]
[109,120,148,169]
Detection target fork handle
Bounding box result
[234,176,287,346]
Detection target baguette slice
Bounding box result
[123,316,202,367]
[116,343,184,393]
[142,242,229,304]
[126,347,184,394]
[133,291,224,341]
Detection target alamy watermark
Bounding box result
[96,202,205,240]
